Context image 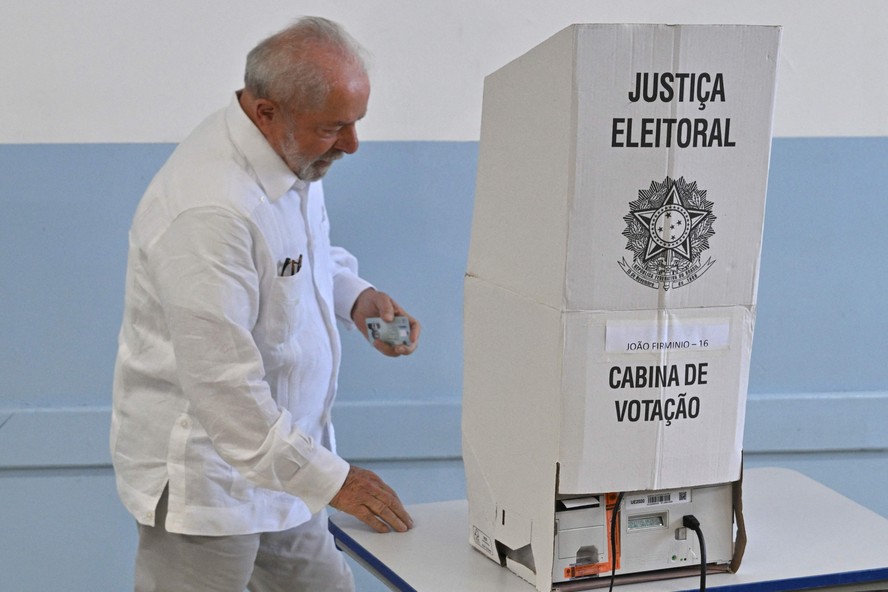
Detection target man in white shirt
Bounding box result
[111,16,419,591]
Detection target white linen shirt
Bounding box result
[111,94,370,536]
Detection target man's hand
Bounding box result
[351,288,421,357]
[330,465,414,533]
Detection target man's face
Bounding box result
[273,68,370,182]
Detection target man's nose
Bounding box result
[335,124,359,154]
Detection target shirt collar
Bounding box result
[225,92,308,201]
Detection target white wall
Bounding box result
[3,0,887,143]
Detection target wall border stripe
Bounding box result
[1,393,885,470]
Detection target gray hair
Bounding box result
[244,16,368,111]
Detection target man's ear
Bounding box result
[252,99,278,132]
[239,90,281,134]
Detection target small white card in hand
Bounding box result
[365,316,411,346]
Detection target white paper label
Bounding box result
[606,318,730,353]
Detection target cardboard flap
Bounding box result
[731,464,747,572]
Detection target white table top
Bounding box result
[330,467,888,591]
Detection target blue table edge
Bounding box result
[329,518,419,592]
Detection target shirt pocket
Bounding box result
[266,274,307,343]
[262,275,307,406]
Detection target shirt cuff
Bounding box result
[289,445,350,514]
[334,274,374,328]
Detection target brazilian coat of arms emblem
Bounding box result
[619,176,716,290]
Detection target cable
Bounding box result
[683,514,707,592]
[608,492,625,592]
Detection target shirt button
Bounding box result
[146,511,154,522]
[180,418,190,429]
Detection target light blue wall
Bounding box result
[0,142,478,408]
[1,139,887,591]
[4,139,887,406]
[753,138,888,393]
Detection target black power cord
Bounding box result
[683,514,707,591]
[607,492,625,592]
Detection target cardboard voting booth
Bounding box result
[462,24,780,590]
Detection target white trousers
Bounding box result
[134,489,354,592]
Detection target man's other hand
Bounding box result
[330,465,414,533]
